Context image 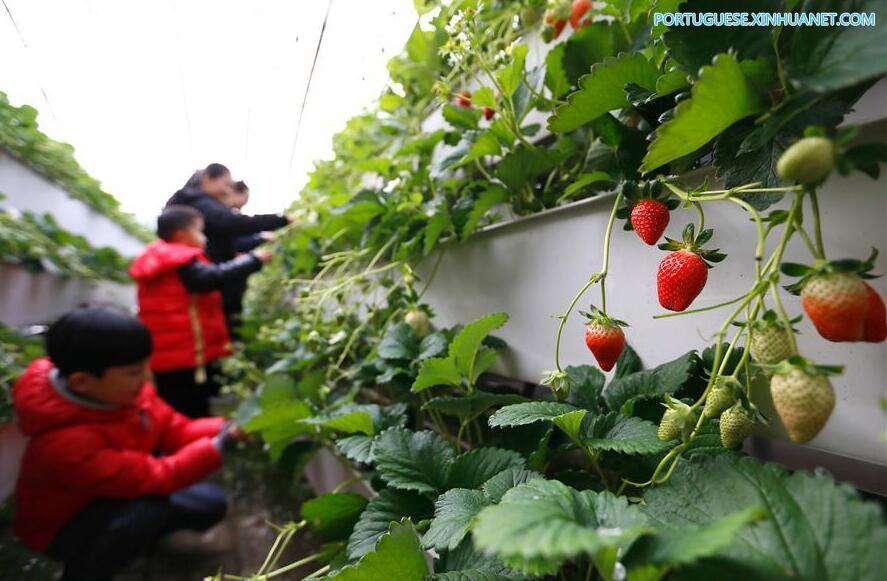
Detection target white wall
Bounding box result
[0,151,146,257]
[419,126,887,467]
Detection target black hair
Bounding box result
[204,163,230,180]
[157,205,202,241]
[233,180,249,194]
[46,307,152,377]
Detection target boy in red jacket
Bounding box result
[13,307,245,581]
[129,205,272,417]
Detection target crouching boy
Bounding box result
[13,307,245,581]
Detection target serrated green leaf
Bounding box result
[480,468,545,504]
[328,520,427,580]
[549,53,659,132]
[552,409,588,440]
[642,455,887,579]
[473,480,648,570]
[377,322,420,360]
[423,489,490,551]
[488,401,579,428]
[604,351,695,410]
[640,53,767,174]
[563,22,628,85]
[788,0,887,93]
[449,312,509,379]
[566,364,606,413]
[447,447,526,490]
[560,171,612,201]
[346,490,434,559]
[424,208,451,255]
[337,435,375,464]
[412,356,462,392]
[371,428,454,494]
[472,87,496,108]
[430,540,528,580]
[301,493,369,543]
[544,43,570,99]
[581,412,674,455]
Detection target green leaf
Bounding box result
[443,104,481,130]
[377,323,419,360]
[498,44,529,98]
[642,455,887,579]
[457,132,502,168]
[327,520,428,580]
[424,207,451,255]
[472,87,496,108]
[418,332,449,360]
[423,489,490,551]
[624,507,766,574]
[473,480,648,571]
[462,187,508,240]
[430,540,528,580]
[566,365,606,413]
[301,493,369,542]
[302,409,375,436]
[548,53,659,132]
[413,357,462,392]
[422,391,526,420]
[447,447,526,490]
[495,146,562,193]
[788,0,887,93]
[481,468,545,503]
[662,0,781,72]
[544,43,570,99]
[640,53,767,174]
[581,412,674,455]
[604,351,695,410]
[337,435,375,464]
[488,401,579,428]
[563,22,628,85]
[347,489,434,559]
[371,428,454,494]
[560,171,612,201]
[614,345,643,379]
[449,312,509,379]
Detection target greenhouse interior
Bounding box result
[1,1,886,580]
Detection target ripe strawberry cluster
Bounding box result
[577,136,886,452]
[542,0,592,42]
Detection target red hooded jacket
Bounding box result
[129,241,231,373]
[13,358,225,550]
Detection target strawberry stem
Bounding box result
[808,189,826,259]
[769,281,799,354]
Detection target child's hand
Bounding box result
[260,231,276,242]
[226,423,249,442]
[254,248,274,263]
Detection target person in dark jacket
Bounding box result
[129,205,273,417]
[166,164,289,335]
[13,307,246,581]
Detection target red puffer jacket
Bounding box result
[129,241,231,372]
[13,358,225,550]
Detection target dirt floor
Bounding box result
[0,444,321,581]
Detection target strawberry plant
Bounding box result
[214,0,887,578]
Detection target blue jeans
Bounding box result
[47,483,227,581]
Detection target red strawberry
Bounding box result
[630,199,670,245]
[801,273,868,342]
[656,224,725,312]
[484,107,495,121]
[455,90,472,108]
[863,283,886,343]
[570,0,592,29]
[542,13,567,41]
[581,306,627,372]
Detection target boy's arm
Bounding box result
[232,233,265,253]
[38,429,222,498]
[153,393,226,452]
[176,254,263,293]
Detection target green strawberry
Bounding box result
[720,404,754,449]
[702,379,737,419]
[776,136,835,184]
[748,311,796,365]
[769,356,839,444]
[657,398,696,441]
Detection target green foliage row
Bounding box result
[0,92,152,242]
[0,194,131,283]
[0,323,43,424]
